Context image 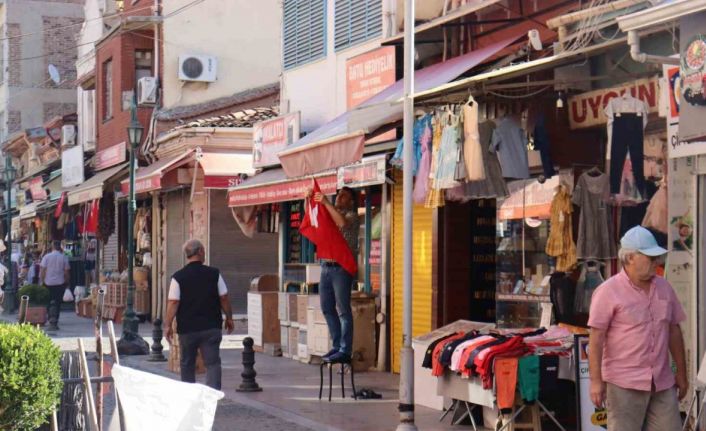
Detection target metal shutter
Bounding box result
[208,190,278,314]
[334,0,382,51]
[101,198,119,271]
[165,189,188,283]
[283,0,327,69]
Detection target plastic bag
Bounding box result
[63,287,74,302]
[112,364,224,431]
[74,285,86,301]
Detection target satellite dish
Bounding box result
[48,64,61,85]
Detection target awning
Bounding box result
[19,202,40,220]
[227,168,337,207]
[196,151,255,189]
[66,163,128,206]
[616,0,706,31]
[277,35,521,178]
[120,149,194,195]
[498,170,573,220]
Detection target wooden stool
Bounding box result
[318,360,357,402]
[505,403,541,431]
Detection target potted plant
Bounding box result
[17,284,50,325]
[0,323,62,430]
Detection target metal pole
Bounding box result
[94,289,105,430]
[397,0,417,429]
[2,154,15,314]
[364,187,372,294]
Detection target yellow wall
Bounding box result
[391,173,433,373]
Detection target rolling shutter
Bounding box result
[208,190,278,314]
[165,189,188,283]
[283,0,327,69]
[390,172,433,373]
[335,0,382,51]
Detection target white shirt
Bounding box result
[40,250,70,286]
[167,275,228,300]
[604,95,649,158]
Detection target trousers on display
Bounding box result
[610,114,645,196]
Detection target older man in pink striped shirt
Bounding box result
[588,226,687,431]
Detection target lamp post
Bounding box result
[2,154,16,315]
[117,101,149,355]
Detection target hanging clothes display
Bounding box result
[391,113,431,176]
[446,120,508,201]
[572,170,616,259]
[462,100,485,181]
[434,111,462,190]
[611,155,645,206]
[604,96,648,196]
[490,116,530,179]
[642,181,668,234]
[531,114,556,179]
[545,183,576,272]
[643,134,665,180]
[574,261,605,314]
[413,119,433,204]
[425,115,445,208]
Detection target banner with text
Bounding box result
[253,112,300,169]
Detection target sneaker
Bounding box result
[322,348,338,360]
[326,351,351,363]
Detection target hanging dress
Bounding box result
[572,171,616,259]
[462,102,485,181]
[425,115,445,208]
[642,181,668,234]
[434,113,462,190]
[413,121,433,204]
[545,184,577,272]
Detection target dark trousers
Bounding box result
[610,114,645,195]
[319,263,354,355]
[46,284,64,325]
[178,328,223,390]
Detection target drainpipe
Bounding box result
[627,30,679,65]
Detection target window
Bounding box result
[103,59,113,120]
[334,0,382,51]
[283,0,327,70]
[135,50,153,87]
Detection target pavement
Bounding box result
[13,310,491,431]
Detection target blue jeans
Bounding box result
[319,263,354,355]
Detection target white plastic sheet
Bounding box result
[111,364,224,431]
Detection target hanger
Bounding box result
[586,165,602,176]
[465,92,475,106]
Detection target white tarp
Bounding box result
[111,364,224,431]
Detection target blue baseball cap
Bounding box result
[620,226,667,256]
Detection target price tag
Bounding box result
[540,302,553,328]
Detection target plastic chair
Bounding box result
[682,353,706,431]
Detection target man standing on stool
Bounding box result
[307,187,360,364]
[40,240,70,330]
[164,239,234,390]
[588,226,687,430]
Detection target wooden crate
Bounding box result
[288,326,299,360]
[287,293,298,323]
[351,297,376,372]
[135,290,150,314]
[247,292,280,352]
[296,294,308,327]
[167,321,206,374]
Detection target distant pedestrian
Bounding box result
[164,239,234,390]
[588,226,687,430]
[40,241,70,329]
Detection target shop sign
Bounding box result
[38,147,60,165]
[681,35,706,107]
[498,170,573,220]
[95,141,126,170]
[568,77,659,129]
[574,335,607,430]
[666,62,706,158]
[369,239,381,265]
[203,175,243,189]
[28,177,47,201]
[677,12,706,142]
[337,155,386,189]
[346,46,396,109]
[253,112,300,169]
[62,145,84,187]
[121,175,161,195]
[228,174,337,207]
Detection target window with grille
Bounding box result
[134,50,153,93]
[103,59,113,121]
[283,0,327,70]
[334,0,382,51]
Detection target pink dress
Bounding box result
[413,123,433,204]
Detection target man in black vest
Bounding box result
[164,239,234,389]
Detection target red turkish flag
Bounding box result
[299,179,357,276]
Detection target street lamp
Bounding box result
[2,154,16,315]
[117,101,149,355]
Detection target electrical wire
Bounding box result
[486,86,551,99]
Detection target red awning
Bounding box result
[277,35,521,178]
[227,168,337,207]
[120,149,194,195]
[197,151,255,189]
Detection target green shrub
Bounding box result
[0,323,62,430]
[17,284,50,307]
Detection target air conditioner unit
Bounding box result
[137,76,158,105]
[178,55,217,82]
[61,125,76,147]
